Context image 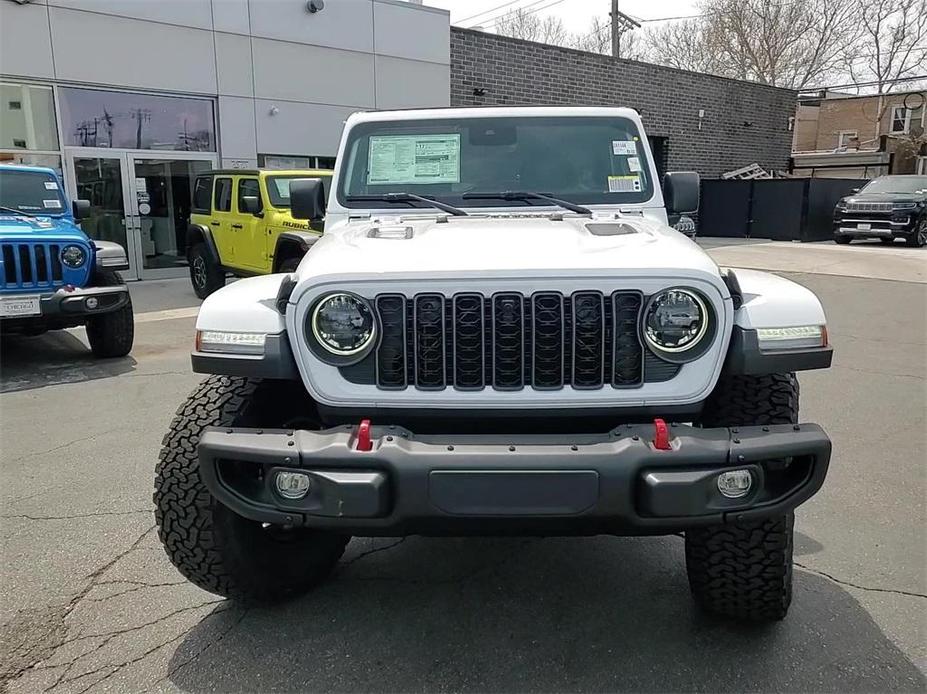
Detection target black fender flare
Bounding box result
[272,231,321,272]
[186,224,220,265]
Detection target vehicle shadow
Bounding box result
[167,535,924,693]
[0,330,136,393]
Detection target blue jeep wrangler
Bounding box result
[0,164,134,358]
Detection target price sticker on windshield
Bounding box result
[368,134,460,185]
[608,175,641,193]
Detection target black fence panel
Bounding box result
[699,180,751,237]
[698,177,868,242]
[750,179,806,241]
[804,178,867,241]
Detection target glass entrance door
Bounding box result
[64,151,139,280]
[65,149,217,279]
[128,156,214,276]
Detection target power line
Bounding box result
[455,0,529,27]
[801,74,927,92]
[462,0,571,29]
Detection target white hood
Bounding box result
[296,214,720,284]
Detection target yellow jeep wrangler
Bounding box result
[187,169,331,298]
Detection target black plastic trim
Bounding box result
[724,326,833,375]
[191,333,299,380]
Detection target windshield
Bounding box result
[338,116,654,209]
[861,176,927,195]
[0,169,66,215]
[267,175,331,207]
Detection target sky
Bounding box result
[422,0,699,35]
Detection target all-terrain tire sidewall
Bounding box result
[85,270,134,358]
[189,243,225,299]
[154,376,348,603]
[686,373,799,621]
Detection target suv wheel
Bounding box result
[85,270,134,358]
[833,234,851,244]
[278,256,301,273]
[685,372,799,621]
[906,219,926,248]
[189,243,225,299]
[154,376,349,603]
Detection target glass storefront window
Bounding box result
[58,87,215,152]
[0,83,59,151]
[0,152,62,175]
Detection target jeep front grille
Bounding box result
[845,202,892,213]
[1,242,65,290]
[373,291,647,391]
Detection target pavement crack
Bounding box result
[1,509,151,522]
[339,538,407,567]
[3,428,120,464]
[795,561,927,600]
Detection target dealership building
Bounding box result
[0,0,795,280]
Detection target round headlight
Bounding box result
[60,245,86,268]
[311,293,376,356]
[644,288,709,353]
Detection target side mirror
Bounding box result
[289,178,325,221]
[663,172,700,215]
[851,187,860,194]
[241,195,262,215]
[72,199,90,221]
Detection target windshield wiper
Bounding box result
[462,191,592,215]
[346,193,468,216]
[0,205,36,217]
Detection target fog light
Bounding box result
[274,471,311,500]
[85,297,99,310]
[717,469,753,499]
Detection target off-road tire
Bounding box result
[833,235,851,244]
[189,243,225,299]
[154,376,349,603]
[85,270,134,358]
[686,373,799,621]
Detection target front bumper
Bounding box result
[0,285,128,325]
[198,422,831,536]
[833,215,917,239]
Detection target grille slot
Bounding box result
[1,242,67,289]
[374,290,649,390]
[413,294,446,389]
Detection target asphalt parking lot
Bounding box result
[1,239,925,693]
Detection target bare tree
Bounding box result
[569,16,650,60]
[494,7,569,45]
[646,0,859,89]
[844,0,927,93]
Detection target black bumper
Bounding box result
[0,285,129,325]
[198,422,831,536]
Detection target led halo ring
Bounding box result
[642,288,710,354]
[310,292,377,357]
[60,244,86,268]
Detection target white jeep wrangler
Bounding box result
[155,107,833,622]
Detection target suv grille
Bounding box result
[1,242,65,289]
[374,291,646,390]
[845,201,892,213]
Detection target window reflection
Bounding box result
[59,87,215,151]
[0,83,59,151]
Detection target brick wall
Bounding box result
[814,93,924,150]
[450,28,797,178]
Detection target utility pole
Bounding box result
[610,0,641,58]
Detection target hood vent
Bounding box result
[585,222,638,236]
[367,224,414,240]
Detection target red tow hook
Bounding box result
[355,419,373,451]
[652,418,672,451]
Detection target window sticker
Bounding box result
[612,140,637,156]
[44,181,59,190]
[43,199,62,209]
[608,175,641,193]
[368,134,461,185]
[627,156,642,172]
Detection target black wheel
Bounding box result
[833,235,851,244]
[154,376,349,603]
[85,270,134,358]
[278,256,301,273]
[686,373,799,621]
[189,243,225,299]
[906,219,926,248]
